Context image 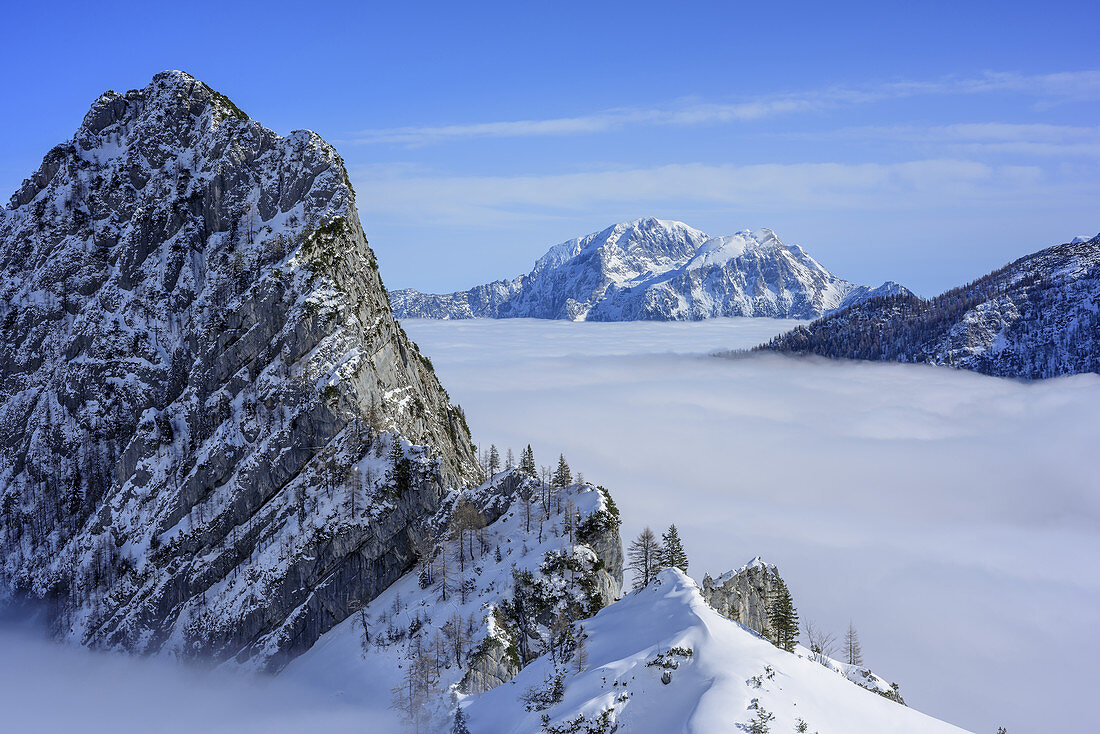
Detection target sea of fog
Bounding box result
[2,317,1094,733]
[0,619,399,732]
[402,317,1100,734]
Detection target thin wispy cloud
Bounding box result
[789,123,1100,158]
[346,99,816,145]
[347,70,1100,146]
[350,158,1082,226]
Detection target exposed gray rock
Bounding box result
[583,511,624,605]
[0,71,479,670]
[700,557,781,639]
[461,637,521,695]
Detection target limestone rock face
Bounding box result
[584,516,624,605]
[460,639,522,695]
[0,71,479,670]
[700,557,781,638]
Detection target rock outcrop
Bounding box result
[284,472,625,712]
[700,556,781,638]
[390,218,909,321]
[457,473,624,694]
[0,71,479,670]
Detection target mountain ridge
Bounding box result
[390,217,910,321]
[461,569,969,734]
[754,234,1100,378]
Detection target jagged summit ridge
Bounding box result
[389,217,909,321]
[0,71,478,669]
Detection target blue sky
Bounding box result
[2,0,1097,295]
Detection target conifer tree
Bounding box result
[519,444,537,478]
[767,572,799,652]
[553,454,571,488]
[844,620,864,666]
[661,524,689,573]
[450,706,471,734]
[747,705,775,734]
[488,444,500,477]
[387,438,413,496]
[390,636,439,733]
[518,480,535,533]
[573,627,589,673]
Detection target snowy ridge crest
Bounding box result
[460,569,969,734]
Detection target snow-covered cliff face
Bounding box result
[0,71,480,669]
[757,235,1100,379]
[390,218,909,321]
[283,473,624,721]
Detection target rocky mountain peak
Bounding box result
[1069,233,1100,244]
[0,72,479,669]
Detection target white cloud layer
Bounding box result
[351,158,1086,227]
[0,623,398,732]
[400,317,1100,734]
[790,122,1100,158]
[2,317,1095,734]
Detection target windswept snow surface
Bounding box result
[401,317,1100,734]
[465,570,969,734]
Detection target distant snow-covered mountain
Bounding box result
[755,234,1100,379]
[390,218,909,321]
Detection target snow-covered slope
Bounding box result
[390,218,909,321]
[282,474,623,728]
[463,569,970,734]
[0,71,479,669]
[756,234,1100,378]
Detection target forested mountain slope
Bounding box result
[755,235,1100,378]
